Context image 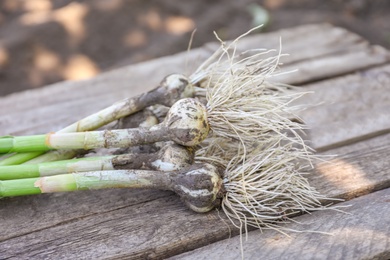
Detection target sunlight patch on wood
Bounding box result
[316,158,373,195]
[263,234,294,248]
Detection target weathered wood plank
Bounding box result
[0,189,172,241]
[274,45,390,85]
[1,132,389,259]
[172,187,390,260]
[298,64,390,151]
[309,132,390,200]
[207,23,372,66]
[0,194,230,259]
[0,24,389,259]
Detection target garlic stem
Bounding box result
[1,74,193,165]
[0,163,222,213]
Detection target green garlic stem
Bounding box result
[1,74,193,166]
[1,98,210,154]
[0,170,171,197]
[0,143,194,180]
[0,127,170,153]
[0,156,114,180]
[23,149,81,165]
[23,106,163,165]
[0,164,222,213]
[0,138,13,153]
[0,152,44,166]
[0,178,41,197]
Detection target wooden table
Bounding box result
[1,24,390,259]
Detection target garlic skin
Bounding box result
[164,98,210,147]
[172,163,223,213]
[159,74,194,106]
[150,143,194,171]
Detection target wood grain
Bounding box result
[172,188,390,260]
[310,133,390,200]
[0,24,390,259]
[1,132,389,259]
[297,64,390,151]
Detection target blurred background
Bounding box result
[0,0,389,96]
